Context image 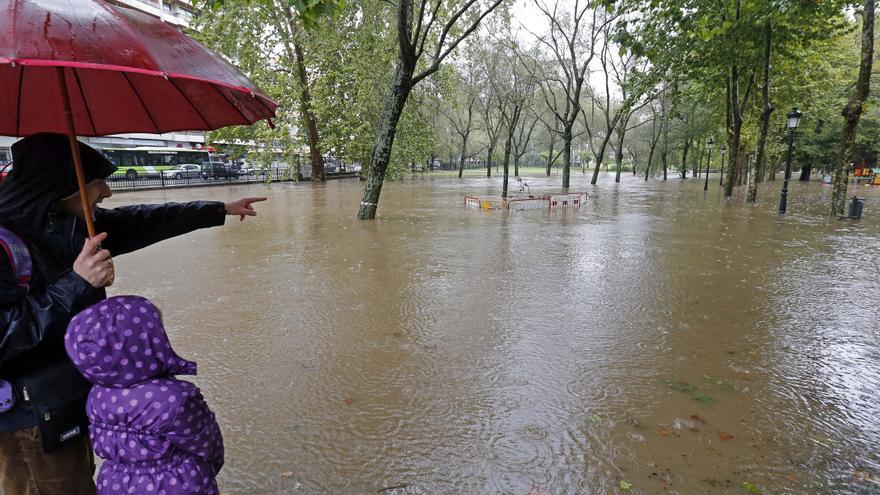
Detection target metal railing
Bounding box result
[107,168,359,191]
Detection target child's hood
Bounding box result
[65,295,196,387]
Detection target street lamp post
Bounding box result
[719,146,727,186]
[704,138,714,191]
[779,107,803,214]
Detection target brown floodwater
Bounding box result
[103,173,880,494]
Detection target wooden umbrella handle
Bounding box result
[56,68,114,286]
[56,68,97,239]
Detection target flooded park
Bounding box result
[103,174,880,494]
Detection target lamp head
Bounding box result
[787,107,803,129]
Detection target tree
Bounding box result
[356,0,504,220]
[486,40,540,197]
[438,60,484,178]
[196,0,343,180]
[533,0,611,189]
[831,0,875,216]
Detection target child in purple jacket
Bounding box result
[65,295,224,495]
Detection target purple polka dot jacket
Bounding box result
[65,295,224,495]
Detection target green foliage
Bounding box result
[307,2,437,177]
[202,0,344,29]
[192,0,306,168]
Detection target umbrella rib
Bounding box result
[122,72,161,134]
[168,78,212,130]
[72,68,98,135]
[253,95,276,120]
[209,84,250,125]
[15,64,24,136]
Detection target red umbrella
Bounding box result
[0,0,278,237]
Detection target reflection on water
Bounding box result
[104,174,880,494]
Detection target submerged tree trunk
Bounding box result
[747,149,758,203]
[457,133,468,179]
[590,133,614,185]
[546,136,555,176]
[614,124,626,183]
[486,147,494,177]
[290,18,325,182]
[357,62,414,219]
[799,164,812,181]
[725,75,744,196]
[694,142,704,178]
[562,128,572,188]
[832,0,874,216]
[502,133,513,198]
[680,139,691,179]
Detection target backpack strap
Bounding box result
[0,226,32,291]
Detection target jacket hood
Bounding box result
[65,295,196,388]
[0,133,117,233]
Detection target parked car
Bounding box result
[201,161,238,179]
[0,163,12,182]
[161,163,202,179]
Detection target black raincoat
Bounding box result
[0,134,227,452]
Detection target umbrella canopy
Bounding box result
[0,0,278,137]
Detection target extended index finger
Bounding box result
[243,197,268,204]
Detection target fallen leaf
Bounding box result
[344,397,354,405]
[719,432,734,441]
[742,481,762,494]
[659,427,670,436]
[690,414,707,424]
[619,480,632,490]
[666,380,697,393]
[588,414,602,423]
[281,471,294,478]
[528,486,550,495]
[784,475,798,483]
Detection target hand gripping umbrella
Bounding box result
[0,0,278,238]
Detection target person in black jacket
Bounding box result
[0,133,266,495]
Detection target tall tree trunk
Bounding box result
[562,127,572,188]
[290,19,325,182]
[486,146,493,177]
[661,117,669,181]
[751,19,774,202]
[457,132,468,178]
[799,164,812,181]
[832,0,874,215]
[614,126,626,182]
[546,136,554,176]
[725,69,743,196]
[502,132,513,198]
[590,133,614,184]
[357,62,414,219]
[746,152,756,198]
[680,139,691,179]
[754,18,773,188]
